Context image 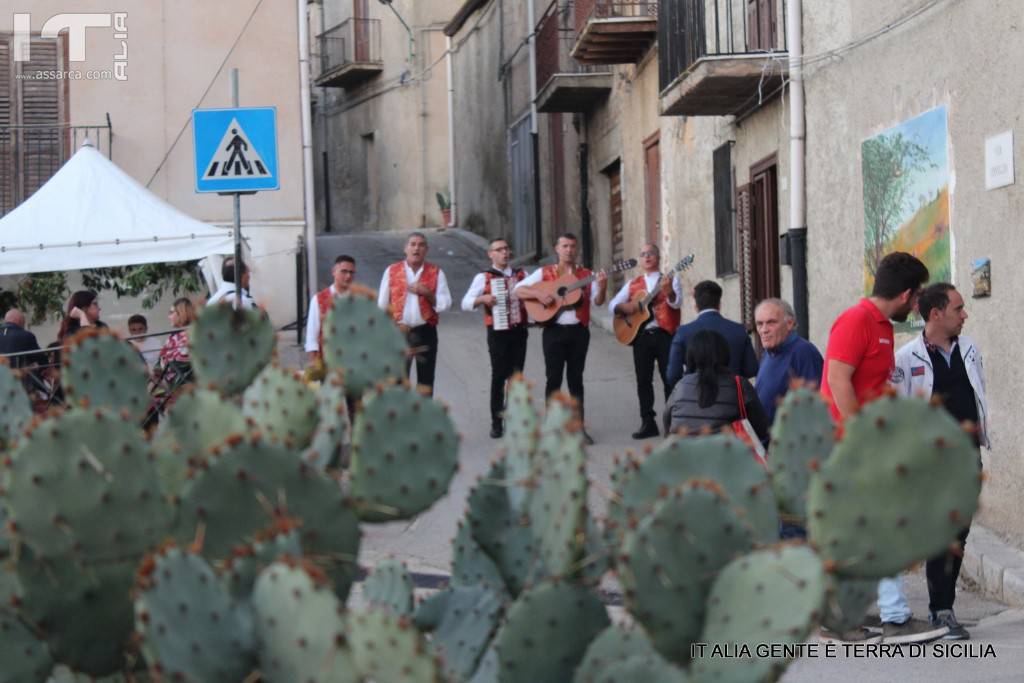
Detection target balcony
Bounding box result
[572,0,658,65]
[536,3,613,113]
[1,121,112,217]
[659,0,788,116]
[315,18,383,89]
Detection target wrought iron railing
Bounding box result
[0,119,112,217]
[659,0,788,91]
[319,18,382,75]
[537,2,613,90]
[575,0,659,33]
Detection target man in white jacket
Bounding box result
[891,283,988,640]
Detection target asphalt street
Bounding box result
[284,229,1024,683]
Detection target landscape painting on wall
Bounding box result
[861,106,951,331]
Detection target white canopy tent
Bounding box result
[0,143,234,276]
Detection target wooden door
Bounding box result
[643,132,661,246]
[749,158,780,305]
[353,0,370,62]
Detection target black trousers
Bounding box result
[488,326,529,425]
[542,324,590,417]
[405,324,438,396]
[632,327,672,423]
[926,525,970,614]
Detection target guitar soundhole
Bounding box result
[556,286,567,298]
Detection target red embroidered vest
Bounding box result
[482,269,527,328]
[388,262,439,326]
[628,274,681,334]
[542,264,591,327]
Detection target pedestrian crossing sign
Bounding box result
[192,107,279,193]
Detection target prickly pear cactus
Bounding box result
[451,521,507,592]
[62,329,150,420]
[529,395,587,578]
[0,606,53,683]
[363,559,414,617]
[177,435,361,599]
[134,547,256,682]
[189,305,274,396]
[502,376,538,513]
[618,482,755,664]
[414,585,505,682]
[573,623,660,683]
[347,609,443,683]
[768,387,835,521]
[614,434,780,546]
[322,295,407,398]
[304,370,351,471]
[350,383,459,522]
[466,460,542,597]
[807,396,982,579]
[222,517,303,600]
[693,544,826,683]
[491,580,609,683]
[821,576,877,633]
[4,409,170,562]
[150,387,245,499]
[252,561,358,683]
[0,360,31,450]
[242,363,320,449]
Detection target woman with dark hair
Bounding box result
[57,290,107,341]
[152,298,197,389]
[666,329,770,443]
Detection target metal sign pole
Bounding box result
[230,68,243,311]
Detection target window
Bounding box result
[713,142,736,276]
[746,0,779,52]
[0,35,65,216]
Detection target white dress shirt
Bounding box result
[608,272,682,332]
[514,267,599,326]
[461,267,518,311]
[377,262,452,326]
[304,284,338,353]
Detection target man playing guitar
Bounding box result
[461,238,529,439]
[608,243,683,439]
[515,232,607,445]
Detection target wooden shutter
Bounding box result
[19,38,63,200]
[713,142,735,276]
[0,37,14,214]
[736,183,754,329]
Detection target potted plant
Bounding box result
[436,191,452,228]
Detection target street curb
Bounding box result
[961,523,1024,607]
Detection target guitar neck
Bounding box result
[563,270,601,294]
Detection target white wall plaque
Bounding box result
[985,130,1014,190]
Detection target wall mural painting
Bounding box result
[861,105,951,331]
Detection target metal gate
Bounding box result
[508,113,537,258]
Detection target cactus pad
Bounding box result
[304,370,352,471]
[347,609,442,683]
[135,547,256,682]
[451,521,507,592]
[693,544,826,683]
[0,360,31,450]
[253,561,358,683]
[618,482,755,664]
[807,396,982,579]
[492,580,609,683]
[63,329,150,420]
[177,437,361,599]
[616,435,780,546]
[4,409,170,562]
[189,305,274,396]
[573,623,659,683]
[587,654,691,683]
[768,387,835,521]
[363,559,414,617]
[242,363,320,449]
[222,517,303,600]
[322,296,407,398]
[502,376,538,514]
[350,384,458,522]
[821,576,877,633]
[414,585,505,681]
[0,607,52,683]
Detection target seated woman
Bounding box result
[57,290,107,342]
[666,329,770,444]
[152,298,197,391]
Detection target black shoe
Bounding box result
[582,430,595,446]
[931,610,970,640]
[631,422,660,439]
[881,617,948,644]
[489,423,503,439]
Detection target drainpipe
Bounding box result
[446,35,457,227]
[528,0,542,259]
[298,0,319,302]
[787,0,808,338]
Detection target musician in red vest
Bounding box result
[376,232,452,396]
[304,254,376,364]
[608,243,683,439]
[515,232,607,445]
[461,237,529,438]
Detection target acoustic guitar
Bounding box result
[522,259,637,324]
[613,254,695,345]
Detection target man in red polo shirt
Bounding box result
[820,251,944,645]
